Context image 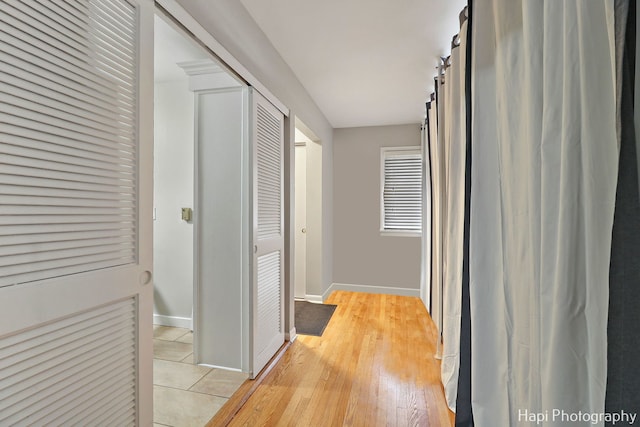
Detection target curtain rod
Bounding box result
[459,6,468,27]
[451,34,461,50]
[451,6,468,50]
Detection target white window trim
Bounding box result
[380,146,423,237]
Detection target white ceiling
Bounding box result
[240,0,466,128]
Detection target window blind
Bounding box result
[382,148,422,232]
[0,0,138,288]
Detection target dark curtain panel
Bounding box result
[606,1,640,424]
[425,101,434,315]
[455,1,474,426]
[432,76,441,324]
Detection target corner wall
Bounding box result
[332,124,421,294]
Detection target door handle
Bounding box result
[139,270,152,285]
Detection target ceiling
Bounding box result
[240,0,466,128]
[154,15,211,83]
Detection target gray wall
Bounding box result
[333,124,421,290]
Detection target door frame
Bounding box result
[294,142,308,300]
[155,0,294,373]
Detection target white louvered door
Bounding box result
[0,0,154,425]
[250,88,285,378]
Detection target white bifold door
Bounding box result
[250,88,285,378]
[0,0,154,425]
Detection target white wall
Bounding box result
[332,124,422,293]
[173,0,334,304]
[153,78,194,325]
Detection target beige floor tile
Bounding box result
[189,368,248,398]
[153,339,193,362]
[154,359,211,390]
[153,326,191,341]
[153,385,227,427]
[181,353,194,364]
[176,331,193,344]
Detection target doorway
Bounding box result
[294,140,307,300]
[294,124,323,302]
[152,12,249,426]
[152,14,201,332]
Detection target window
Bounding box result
[380,147,422,236]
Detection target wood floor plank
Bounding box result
[208,291,453,426]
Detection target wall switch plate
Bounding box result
[181,207,192,222]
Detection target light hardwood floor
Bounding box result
[208,291,454,426]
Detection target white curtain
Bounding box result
[470,1,619,426]
[440,20,469,413]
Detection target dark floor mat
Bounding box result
[295,301,337,336]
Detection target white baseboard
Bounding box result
[285,327,297,343]
[327,283,420,298]
[197,363,243,372]
[304,294,324,304]
[153,314,193,329]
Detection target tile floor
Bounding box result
[153,325,248,427]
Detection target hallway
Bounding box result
[210,291,453,426]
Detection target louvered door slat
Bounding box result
[0,231,135,247]
[0,205,134,215]
[0,298,137,426]
[1,165,134,188]
[251,89,285,377]
[0,184,135,201]
[256,103,282,240]
[4,0,132,71]
[0,336,135,396]
[0,113,134,153]
[0,77,135,133]
[256,251,282,353]
[0,236,134,256]
[1,153,135,181]
[0,0,138,286]
[0,14,135,97]
[0,174,135,194]
[1,133,136,166]
[0,2,137,88]
[0,214,135,226]
[0,102,133,145]
[0,144,134,174]
[0,55,134,116]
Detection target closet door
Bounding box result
[250,88,285,378]
[0,0,154,424]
